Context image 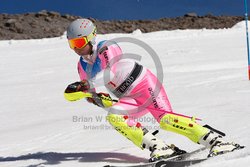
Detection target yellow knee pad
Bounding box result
[160,114,209,143]
[106,114,144,148]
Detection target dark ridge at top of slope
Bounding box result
[0,11,244,40]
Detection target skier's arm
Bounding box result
[77,61,88,80]
[98,41,122,68]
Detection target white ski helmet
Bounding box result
[67,18,97,45]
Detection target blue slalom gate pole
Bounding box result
[244,0,250,80]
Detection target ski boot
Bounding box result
[142,130,186,162]
[199,130,244,157]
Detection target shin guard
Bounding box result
[106,114,145,148]
[160,114,209,143]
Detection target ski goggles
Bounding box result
[68,27,96,49]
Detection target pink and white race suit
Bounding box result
[77,40,173,123]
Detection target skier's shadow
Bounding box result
[0,151,148,166]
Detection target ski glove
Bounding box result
[87,92,113,108]
[64,80,90,101]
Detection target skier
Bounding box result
[64,18,243,162]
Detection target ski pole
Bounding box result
[116,100,202,121]
[244,0,250,80]
[81,92,202,121]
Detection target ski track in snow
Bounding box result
[0,21,250,167]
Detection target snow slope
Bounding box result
[0,21,250,167]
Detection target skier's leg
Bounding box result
[159,114,243,156]
[106,113,179,162]
[130,69,243,157]
[116,70,185,161]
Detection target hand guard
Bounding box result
[64,80,90,101]
[87,92,113,108]
[65,80,90,93]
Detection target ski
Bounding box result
[153,144,245,167]
[103,157,207,167]
[154,158,207,167]
[103,147,207,167]
[104,158,207,167]
[103,145,244,167]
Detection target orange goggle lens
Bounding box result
[68,37,88,49]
